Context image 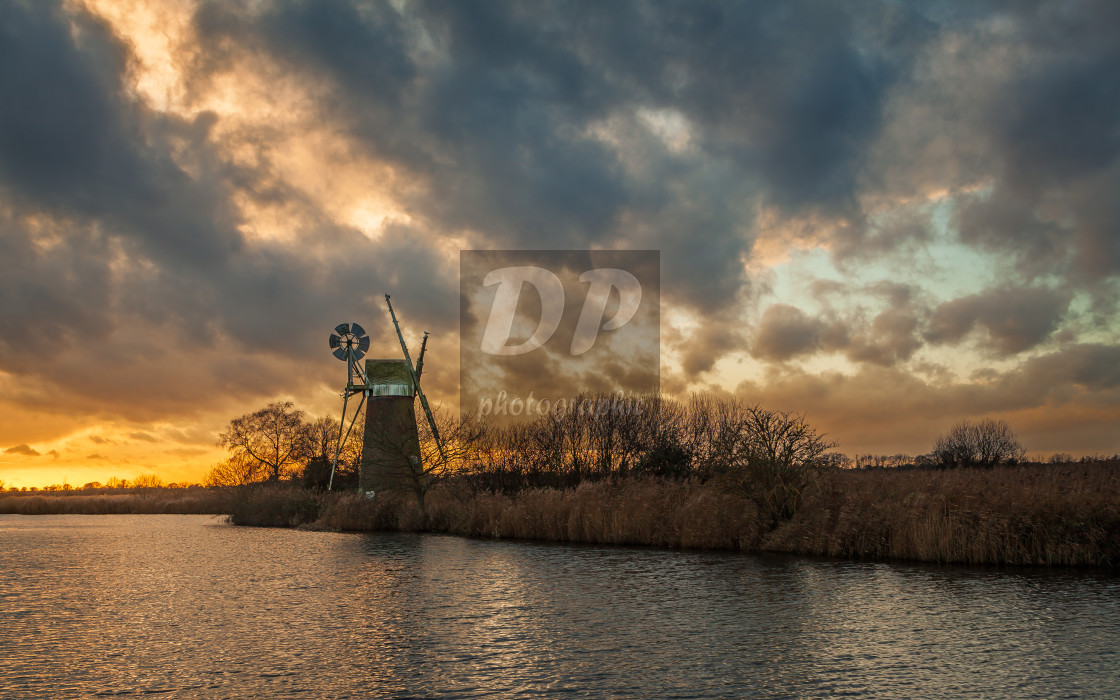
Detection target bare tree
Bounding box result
[132,473,164,489]
[932,418,1025,468]
[732,404,837,523]
[301,414,362,490]
[204,452,262,486]
[218,401,308,481]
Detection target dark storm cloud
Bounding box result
[0,0,243,387]
[1,0,1118,452]
[0,0,240,268]
[190,0,921,318]
[681,324,745,376]
[818,0,1120,325]
[991,0,1120,193]
[925,286,1072,355]
[0,213,115,362]
[0,0,465,420]
[700,7,897,214]
[954,21,1120,283]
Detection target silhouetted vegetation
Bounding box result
[931,418,1026,468]
[207,403,362,488]
[223,460,1120,567]
[226,484,321,527]
[0,485,235,515]
[764,461,1120,566]
[217,401,312,482]
[219,393,1120,567]
[8,394,1116,568]
[458,395,833,518]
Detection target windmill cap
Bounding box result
[364,359,415,397]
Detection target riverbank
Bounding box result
[229,461,1120,568]
[5,463,1116,567]
[0,487,234,515]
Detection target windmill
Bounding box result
[326,300,445,494]
[327,322,371,490]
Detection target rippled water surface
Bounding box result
[1,515,1118,698]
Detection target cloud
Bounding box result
[845,309,923,367]
[681,324,746,376]
[187,0,930,319]
[752,300,921,367]
[826,1,1120,316]
[755,281,1072,366]
[752,305,827,362]
[0,1,239,269]
[86,453,107,460]
[1018,343,1120,393]
[925,286,1072,355]
[4,444,40,456]
[735,343,1120,455]
[0,0,1117,467]
[0,0,463,428]
[128,432,158,442]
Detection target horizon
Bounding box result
[2,0,1119,489]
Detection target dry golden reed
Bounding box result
[0,489,234,515]
[6,462,1117,568]
[313,478,766,550]
[763,462,1120,567]
[295,463,1120,567]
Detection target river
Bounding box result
[1,514,1117,698]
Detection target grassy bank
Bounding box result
[6,463,1115,568]
[0,487,235,515]
[230,461,1120,568]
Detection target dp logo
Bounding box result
[480,266,643,356]
[460,250,659,424]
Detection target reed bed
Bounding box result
[764,462,1120,567]
[7,462,1116,568]
[290,478,765,550]
[227,462,1120,567]
[226,486,321,527]
[0,488,235,515]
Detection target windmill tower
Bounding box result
[357,296,446,495]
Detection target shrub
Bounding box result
[227,486,321,527]
[932,418,1025,468]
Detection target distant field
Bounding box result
[0,487,233,515]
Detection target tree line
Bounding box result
[211,394,841,522]
[210,394,1053,511]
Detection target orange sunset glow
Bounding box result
[2,0,1119,489]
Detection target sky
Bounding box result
[2,0,1119,488]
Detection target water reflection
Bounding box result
[1,515,1117,698]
